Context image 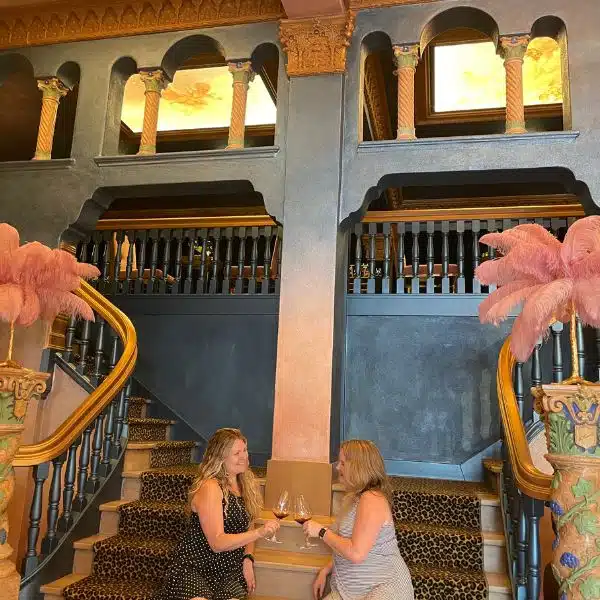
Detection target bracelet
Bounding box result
[318,527,328,539]
[243,553,255,563]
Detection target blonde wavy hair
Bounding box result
[339,439,392,508]
[188,428,262,520]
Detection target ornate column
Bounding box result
[499,35,530,134]
[227,61,255,150]
[393,44,420,140]
[0,361,48,599]
[137,69,169,156]
[33,77,69,160]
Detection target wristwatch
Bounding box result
[318,527,328,539]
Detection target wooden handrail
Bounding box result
[497,338,552,501]
[364,204,584,223]
[96,215,277,231]
[14,280,138,467]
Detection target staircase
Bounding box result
[40,394,511,600]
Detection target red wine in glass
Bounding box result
[268,490,289,544]
[295,494,318,549]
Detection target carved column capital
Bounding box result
[228,61,255,85]
[36,77,69,101]
[138,69,169,94]
[279,12,355,77]
[393,44,420,71]
[499,35,530,63]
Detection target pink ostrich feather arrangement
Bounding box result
[0,223,100,360]
[475,216,600,364]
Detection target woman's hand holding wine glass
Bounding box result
[267,490,290,544]
[295,494,319,549]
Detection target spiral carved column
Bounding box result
[227,61,254,150]
[33,78,68,160]
[500,35,530,135]
[0,361,48,599]
[137,69,169,156]
[393,44,420,140]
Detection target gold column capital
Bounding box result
[139,69,169,94]
[393,44,420,70]
[228,61,255,85]
[499,35,531,63]
[36,77,68,101]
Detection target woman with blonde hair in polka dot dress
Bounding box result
[154,428,280,600]
[305,440,414,600]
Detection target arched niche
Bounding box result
[53,61,80,159]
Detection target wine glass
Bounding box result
[295,494,318,549]
[268,489,289,544]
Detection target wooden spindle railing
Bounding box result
[85,216,283,296]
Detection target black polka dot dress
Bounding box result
[154,490,251,600]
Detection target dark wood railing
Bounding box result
[78,216,282,296]
[349,205,583,295]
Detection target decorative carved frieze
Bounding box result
[349,0,440,8]
[279,12,355,76]
[0,0,284,50]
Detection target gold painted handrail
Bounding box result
[96,215,277,231]
[14,280,138,467]
[497,337,552,501]
[364,204,584,223]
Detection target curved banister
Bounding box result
[497,337,552,501]
[14,280,137,467]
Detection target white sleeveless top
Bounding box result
[331,499,414,600]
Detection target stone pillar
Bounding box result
[500,35,530,135]
[33,77,69,160]
[227,61,254,150]
[137,69,169,156]
[269,13,354,517]
[393,44,420,140]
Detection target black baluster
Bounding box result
[63,315,77,363]
[552,322,564,383]
[41,453,66,554]
[262,226,272,295]
[72,425,93,512]
[111,230,124,295]
[196,229,208,295]
[58,439,80,532]
[514,362,524,421]
[457,220,465,294]
[124,231,135,294]
[524,496,544,600]
[596,328,600,382]
[472,220,481,293]
[86,414,105,493]
[92,233,104,292]
[531,342,542,424]
[122,378,132,433]
[209,229,221,294]
[111,387,127,459]
[98,401,116,477]
[183,230,195,294]
[235,227,247,295]
[382,223,391,294]
[108,327,119,373]
[223,227,234,295]
[274,227,282,295]
[159,230,172,294]
[487,219,497,292]
[441,221,450,294]
[395,223,405,295]
[91,315,105,386]
[576,316,585,378]
[426,221,434,294]
[22,462,50,575]
[77,320,91,375]
[516,492,528,587]
[147,231,159,294]
[134,231,147,294]
[411,222,420,295]
[248,227,259,294]
[353,224,362,295]
[367,223,376,294]
[172,230,183,295]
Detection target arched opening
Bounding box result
[412,9,564,136]
[115,36,278,155]
[53,61,80,159]
[360,31,396,143]
[0,54,40,161]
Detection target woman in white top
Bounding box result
[304,440,414,600]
